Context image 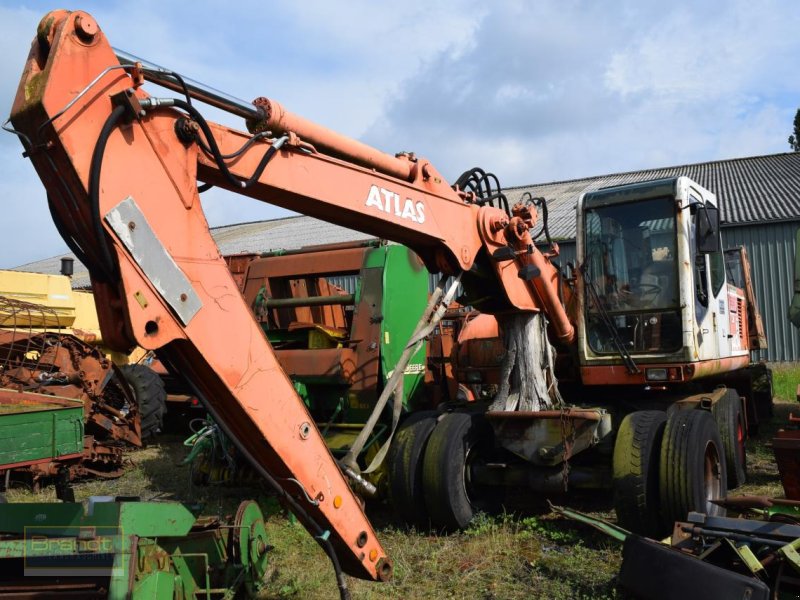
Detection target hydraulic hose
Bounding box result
[46,193,91,273]
[523,193,553,246]
[167,98,281,189]
[88,103,127,283]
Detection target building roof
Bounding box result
[14,151,800,288]
[504,151,800,241]
[13,215,375,289]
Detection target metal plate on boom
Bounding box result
[105,196,202,324]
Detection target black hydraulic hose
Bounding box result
[454,167,510,215]
[88,99,279,281]
[524,193,552,245]
[27,135,111,281]
[89,103,127,283]
[539,196,552,244]
[144,69,193,106]
[46,193,91,273]
[196,130,270,160]
[169,99,279,189]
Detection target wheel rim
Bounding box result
[463,443,477,505]
[463,440,491,510]
[703,440,723,509]
[736,415,746,467]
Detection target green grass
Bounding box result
[769,362,800,403]
[3,402,795,599]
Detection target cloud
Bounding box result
[363,0,800,185]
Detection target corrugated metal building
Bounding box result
[14,152,800,361]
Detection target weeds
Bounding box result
[770,362,800,403]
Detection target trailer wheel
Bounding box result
[712,389,747,489]
[422,412,498,531]
[120,364,167,440]
[386,411,439,528]
[659,410,726,527]
[612,410,667,537]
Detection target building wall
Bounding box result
[723,221,800,362]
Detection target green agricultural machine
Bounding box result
[188,241,433,485]
[0,498,269,598]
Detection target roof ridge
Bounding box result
[210,212,304,231]
[503,151,800,191]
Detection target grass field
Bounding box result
[770,362,800,402]
[4,399,796,599]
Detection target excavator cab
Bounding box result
[576,177,753,386]
[582,187,682,355]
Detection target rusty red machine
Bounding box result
[0,296,142,488]
[8,9,773,595]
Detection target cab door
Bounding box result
[690,198,729,361]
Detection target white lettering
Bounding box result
[366,185,384,211]
[364,185,427,226]
[415,201,425,224]
[381,188,394,213]
[401,199,418,223]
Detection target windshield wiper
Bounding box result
[580,264,640,375]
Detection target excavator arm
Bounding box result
[9,9,574,589]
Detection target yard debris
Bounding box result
[552,502,800,599]
[774,413,800,500]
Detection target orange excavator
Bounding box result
[7,9,573,595]
[8,9,771,595]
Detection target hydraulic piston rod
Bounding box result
[114,49,416,181]
[114,48,263,121]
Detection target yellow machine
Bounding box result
[0,268,143,364]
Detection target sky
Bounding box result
[1,0,799,267]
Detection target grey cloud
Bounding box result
[363,1,800,186]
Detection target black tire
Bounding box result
[712,389,747,489]
[386,411,439,528]
[753,367,774,421]
[422,412,498,531]
[612,410,667,537]
[659,410,727,527]
[120,364,167,440]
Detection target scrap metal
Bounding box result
[0,296,140,485]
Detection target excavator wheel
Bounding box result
[612,410,667,537]
[422,412,499,531]
[659,409,727,529]
[386,411,439,529]
[120,364,167,440]
[712,388,747,489]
